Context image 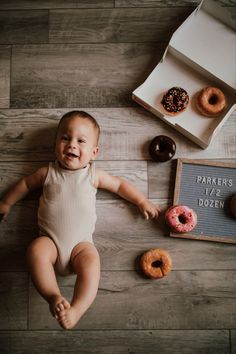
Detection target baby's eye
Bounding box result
[78,139,86,144]
[61,135,69,141]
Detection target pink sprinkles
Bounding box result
[161,87,189,113]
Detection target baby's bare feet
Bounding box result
[57,306,81,330]
[49,295,70,317]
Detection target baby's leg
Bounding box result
[27,236,70,317]
[57,242,100,330]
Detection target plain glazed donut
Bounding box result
[165,205,197,233]
[196,87,226,117]
[161,87,189,115]
[140,248,172,279]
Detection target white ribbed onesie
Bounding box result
[38,161,97,276]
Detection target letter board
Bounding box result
[172,159,236,243]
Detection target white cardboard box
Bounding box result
[132,0,236,149]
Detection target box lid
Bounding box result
[169,0,236,90]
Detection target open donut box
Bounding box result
[132,0,236,149]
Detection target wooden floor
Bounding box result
[0,1,236,353]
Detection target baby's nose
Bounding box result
[68,139,77,148]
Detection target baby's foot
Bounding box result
[49,295,70,317]
[57,306,81,330]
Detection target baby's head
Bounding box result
[55,110,100,170]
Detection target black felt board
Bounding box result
[171,159,236,243]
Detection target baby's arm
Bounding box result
[0,167,48,221]
[95,169,160,220]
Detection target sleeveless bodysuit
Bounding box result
[38,161,97,276]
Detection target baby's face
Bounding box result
[55,117,99,170]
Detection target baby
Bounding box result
[0,110,160,330]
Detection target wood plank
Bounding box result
[10,44,164,108]
[0,46,10,108]
[231,330,236,354]
[0,161,148,200]
[0,108,235,160]
[0,272,28,329]
[0,201,37,271]
[95,199,236,271]
[115,0,234,7]
[28,270,236,329]
[1,200,235,272]
[148,159,176,200]
[0,0,234,347]
[0,329,230,354]
[49,7,193,43]
[0,0,113,9]
[0,11,49,44]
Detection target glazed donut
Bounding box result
[140,248,172,279]
[161,87,189,115]
[196,87,226,117]
[165,205,197,233]
[149,135,176,162]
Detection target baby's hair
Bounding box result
[57,110,100,144]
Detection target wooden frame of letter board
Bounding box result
[171,158,236,244]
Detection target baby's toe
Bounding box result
[57,309,66,320]
[62,299,71,310]
[55,297,70,313]
[56,303,64,312]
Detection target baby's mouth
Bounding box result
[66,152,79,159]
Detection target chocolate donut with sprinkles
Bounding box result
[161,87,189,115]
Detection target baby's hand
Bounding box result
[138,199,160,220]
[0,200,11,222]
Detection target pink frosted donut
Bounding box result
[165,205,197,233]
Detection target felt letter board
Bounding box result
[172,159,236,244]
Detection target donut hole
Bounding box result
[158,140,174,154]
[178,214,187,224]
[158,141,168,152]
[208,94,218,105]
[173,96,179,105]
[151,260,162,268]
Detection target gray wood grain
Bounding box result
[0,0,236,348]
[10,43,163,108]
[95,199,236,271]
[0,0,113,10]
[0,108,235,160]
[0,11,49,44]
[231,330,236,354]
[115,0,199,6]
[0,329,230,354]
[1,200,235,271]
[148,160,176,200]
[0,201,37,271]
[0,160,147,200]
[49,7,193,43]
[0,46,10,108]
[115,0,234,7]
[0,272,28,329]
[28,270,236,330]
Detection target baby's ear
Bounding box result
[92,146,99,160]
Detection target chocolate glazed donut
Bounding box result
[149,135,176,162]
[161,87,189,115]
